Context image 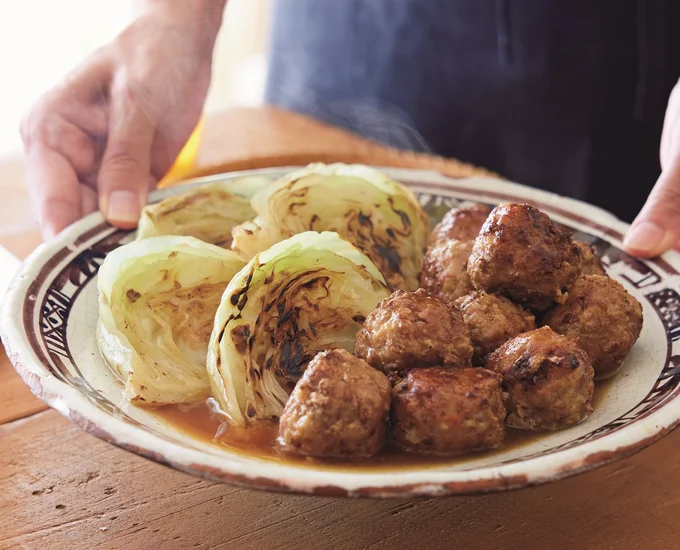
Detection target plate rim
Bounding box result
[3,165,680,498]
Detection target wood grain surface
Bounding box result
[0,107,678,550]
[2,411,680,550]
[0,349,47,424]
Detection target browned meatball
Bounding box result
[278,349,391,457]
[419,239,475,304]
[467,203,582,311]
[392,367,506,455]
[543,275,643,379]
[355,289,473,371]
[486,327,594,431]
[456,291,536,365]
[574,241,607,276]
[429,204,492,244]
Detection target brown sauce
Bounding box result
[149,377,614,471]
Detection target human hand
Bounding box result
[21,0,226,240]
[624,79,680,257]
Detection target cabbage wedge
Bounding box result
[231,163,428,290]
[97,236,245,405]
[208,231,390,427]
[137,176,271,247]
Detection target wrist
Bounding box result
[137,0,228,15]
[136,0,227,54]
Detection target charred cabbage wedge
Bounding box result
[97,236,245,405]
[231,163,428,290]
[207,231,390,427]
[137,176,272,246]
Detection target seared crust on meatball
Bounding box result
[278,349,391,457]
[429,204,491,244]
[355,289,473,371]
[486,327,594,431]
[419,239,475,304]
[456,291,536,365]
[467,204,582,311]
[391,367,506,455]
[543,275,643,379]
[574,241,607,276]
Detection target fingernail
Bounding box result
[106,190,139,224]
[624,221,667,253]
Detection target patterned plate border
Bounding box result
[2,167,680,498]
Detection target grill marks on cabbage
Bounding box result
[279,338,310,380]
[286,191,416,285]
[287,184,309,217]
[351,207,406,280]
[227,269,331,386]
[277,302,294,326]
[270,274,329,379]
[375,244,402,276]
[217,272,255,360]
[388,197,413,235]
[230,325,250,354]
[229,271,253,310]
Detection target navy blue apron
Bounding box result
[264,0,680,222]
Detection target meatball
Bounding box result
[486,327,594,431]
[355,289,473,371]
[419,239,475,304]
[429,204,491,244]
[543,275,643,379]
[467,203,582,311]
[392,367,506,455]
[574,241,607,276]
[278,349,391,457]
[456,291,536,365]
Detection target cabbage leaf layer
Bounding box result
[231,163,428,290]
[137,176,272,247]
[97,236,245,405]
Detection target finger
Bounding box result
[34,113,98,177]
[80,182,98,215]
[150,134,187,180]
[660,80,680,169]
[25,143,82,240]
[22,110,101,235]
[22,58,111,147]
[624,157,680,257]
[98,79,156,228]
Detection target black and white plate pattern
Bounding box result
[2,167,680,497]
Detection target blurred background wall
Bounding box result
[0,0,270,158]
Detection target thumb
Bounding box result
[624,158,680,258]
[98,82,155,228]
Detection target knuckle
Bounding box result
[112,69,144,102]
[20,94,68,150]
[21,109,67,154]
[649,182,680,219]
[658,187,680,213]
[661,181,680,201]
[20,103,50,147]
[102,146,145,176]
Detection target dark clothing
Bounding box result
[265,0,680,222]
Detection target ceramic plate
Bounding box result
[3,167,680,498]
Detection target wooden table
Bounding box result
[1,107,679,550]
